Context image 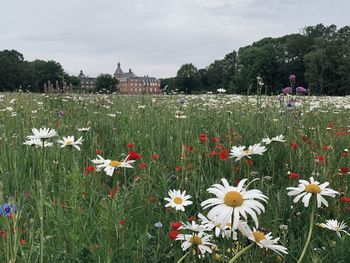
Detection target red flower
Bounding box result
[200,133,208,142]
[175,166,183,172]
[83,165,95,174]
[215,144,224,150]
[118,220,126,225]
[20,239,27,245]
[316,155,326,164]
[323,145,331,150]
[245,159,253,167]
[210,150,218,157]
[138,162,148,169]
[96,149,103,155]
[151,154,160,160]
[219,149,229,161]
[290,143,298,150]
[339,168,349,174]
[184,145,194,153]
[108,185,118,198]
[127,143,134,149]
[340,197,350,203]
[213,137,220,143]
[171,221,182,230]
[169,230,180,240]
[188,216,196,222]
[127,151,142,160]
[288,172,300,179]
[326,122,334,129]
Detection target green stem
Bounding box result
[177,251,191,263]
[297,200,316,263]
[228,243,255,263]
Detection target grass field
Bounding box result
[0,92,350,262]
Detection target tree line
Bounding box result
[0,50,81,92]
[162,24,350,95]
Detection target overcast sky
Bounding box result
[1,0,349,78]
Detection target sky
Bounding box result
[0,0,349,78]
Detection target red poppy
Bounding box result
[20,239,27,245]
[316,155,326,164]
[118,220,126,225]
[288,172,300,179]
[188,216,196,222]
[200,133,208,142]
[175,166,183,172]
[339,168,349,174]
[184,145,194,153]
[210,150,218,157]
[323,145,331,150]
[213,137,220,143]
[83,165,95,174]
[169,230,180,240]
[127,143,134,149]
[245,159,253,167]
[96,149,103,155]
[151,154,160,160]
[215,144,224,150]
[290,143,298,150]
[108,185,118,198]
[219,149,229,161]
[138,162,148,169]
[336,130,347,136]
[340,196,350,203]
[127,151,142,160]
[171,221,182,230]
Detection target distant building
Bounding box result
[78,70,96,90]
[114,62,161,94]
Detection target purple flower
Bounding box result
[289,74,296,81]
[282,87,292,95]
[59,111,65,117]
[296,86,307,94]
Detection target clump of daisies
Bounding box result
[230,144,267,161]
[261,135,286,145]
[24,127,57,147]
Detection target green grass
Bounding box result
[0,92,349,262]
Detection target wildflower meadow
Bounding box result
[1,92,350,262]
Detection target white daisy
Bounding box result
[179,220,211,233]
[164,189,193,211]
[176,232,214,255]
[57,136,84,150]
[92,155,135,176]
[23,137,53,148]
[238,221,288,256]
[27,128,57,140]
[197,213,237,239]
[78,127,91,132]
[262,135,286,145]
[317,219,350,238]
[201,178,268,229]
[230,144,267,161]
[287,177,339,208]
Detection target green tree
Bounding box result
[175,63,201,93]
[95,74,118,93]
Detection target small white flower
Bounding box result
[23,137,53,148]
[262,135,286,145]
[317,219,350,238]
[27,128,57,140]
[176,232,214,255]
[92,155,135,176]
[238,221,288,256]
[57,136,84,150]
[287,177,339,208]
[230,144,267,161]
[78,127,91,132]
[197,213,237,239]
[164,189,193,211]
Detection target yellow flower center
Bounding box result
[243,150,249,155]
[173,197,183,204]
[224,191,244,207]
[253,231,266,242]
[305,184,321,194]
[109,160,122,167]
[190,235,202,245]
[65,140,74,145]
